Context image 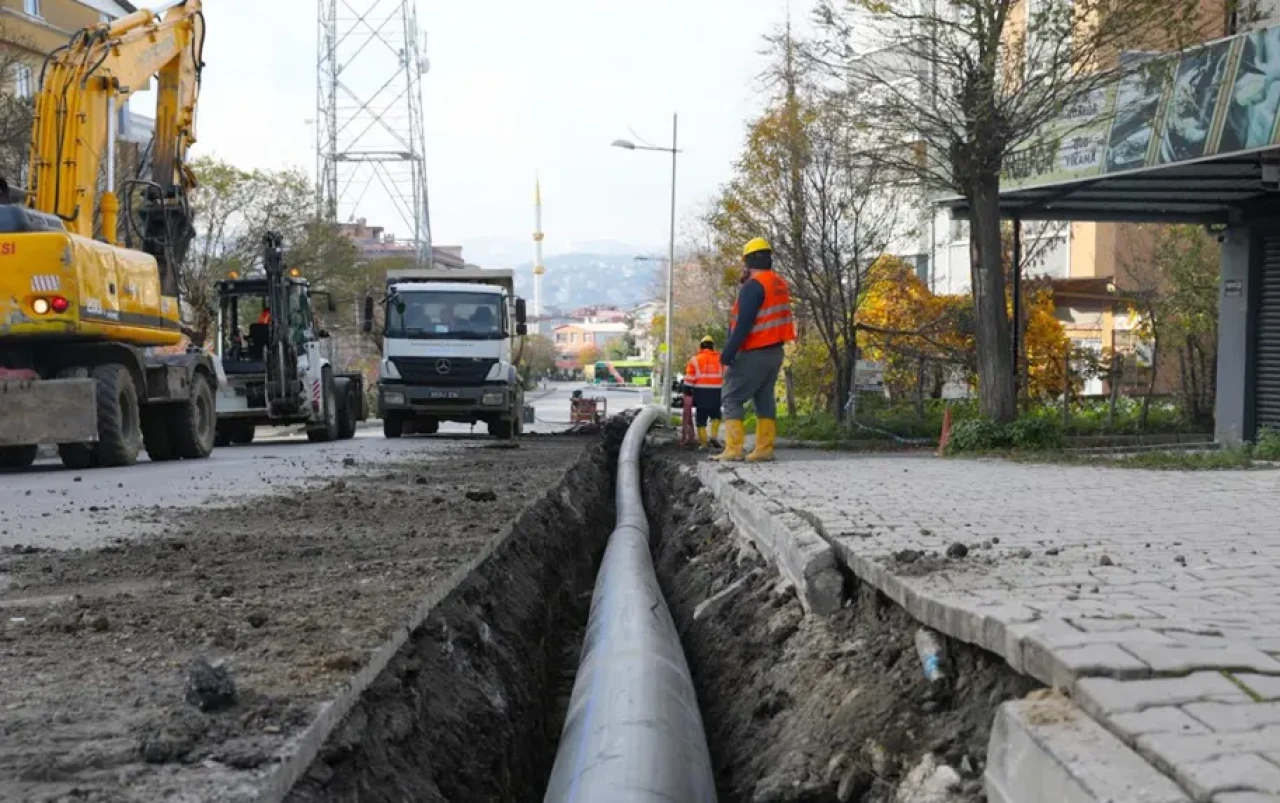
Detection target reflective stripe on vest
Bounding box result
[690,351,723,388]
[730,270,796,351]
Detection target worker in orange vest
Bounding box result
[683,335,724,449]
[257,306,271,325]
[712,237,796,462]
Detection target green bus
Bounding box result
[592,359,653,387]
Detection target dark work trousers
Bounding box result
[722,343,784,420]
[692,387,722,426]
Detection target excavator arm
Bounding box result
[28,0,205,296]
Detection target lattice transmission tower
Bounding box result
[316,0,432,264]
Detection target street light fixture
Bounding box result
[611,114,679,423]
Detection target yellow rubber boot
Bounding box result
[747,418,777,462]
[709,419,722,448]
[711,420,745,462]
[696,426,708,449]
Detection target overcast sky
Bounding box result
[153,0,813,259]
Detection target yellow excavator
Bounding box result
[0,0,216,470]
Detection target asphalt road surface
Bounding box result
[0,382,644,552]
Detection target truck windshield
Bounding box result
[386,290,505,340]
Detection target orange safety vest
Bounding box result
[731,269,796,351]
[684,350,724,389]
[258,309,272,325]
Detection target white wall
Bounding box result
[927,209,1069,296]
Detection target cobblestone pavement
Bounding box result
[721,452,1280,802]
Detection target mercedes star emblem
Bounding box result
[435,359,452,374]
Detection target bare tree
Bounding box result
[810,0,1233,420]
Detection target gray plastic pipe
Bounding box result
[543,405,718,803]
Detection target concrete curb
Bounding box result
[696,462,843,616]
[696,462,1209,803]
[986,694,1191,803]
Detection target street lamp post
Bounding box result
[612,113,679,424]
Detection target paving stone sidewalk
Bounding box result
[716,452,1280,802]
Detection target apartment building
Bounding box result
[921,0,1272,395]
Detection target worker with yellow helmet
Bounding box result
[712,237,796,462]
[683,334,724,449]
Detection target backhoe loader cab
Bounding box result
[213,233,366,446]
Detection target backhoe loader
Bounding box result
[0,0,217,470]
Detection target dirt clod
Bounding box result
[1099,554,1115,566]
[895,548,921,564]
[246,612,269,629]
[945,542,969,559]
[465,489,498,502]
[185,658,237,712]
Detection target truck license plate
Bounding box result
[427,390,461,399]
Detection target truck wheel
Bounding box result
[336,382,358,440]
[142,408,178,462]
[174,374,216,459]
[307,370,339,443]
[91,363,142,468]
[231,423,255,445]
[383,413,404,439]
[0,445,38,470]
[487,418,515,440]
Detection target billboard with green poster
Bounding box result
[1001,23,1280,191]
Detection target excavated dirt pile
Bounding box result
[0,432,620,803]
[644,451,1041,803]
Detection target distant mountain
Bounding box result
[510,253,661,313]
[460,237,655,269]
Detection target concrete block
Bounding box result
[985,695,1190,803]
[1138,726,1280,769]
[697,464,842,616]
[1236,675,1280,702]
[1176,754,1280,802]
[1110,707,1213,743]
[1076,674,1252,718]
[1184,702,1280,733]
[1122,644,1280,676]
[1026,642,1151,690]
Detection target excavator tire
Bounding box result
[307,369,339,443]
[0,445,38,470]
[90,363,142,468]
[55,367,98,470]
[142,408,178,462]
[174,374,216,459]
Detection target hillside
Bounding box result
[509,253,661,312]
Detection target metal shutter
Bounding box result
[1254,236,1280,432]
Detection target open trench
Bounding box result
[286,417,1041,803]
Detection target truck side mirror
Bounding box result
[515,298,527,324]
[516,323,528,336]
[362,295,374,333]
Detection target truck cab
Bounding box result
[366,268,527,439]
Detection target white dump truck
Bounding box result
[363,267,528,439]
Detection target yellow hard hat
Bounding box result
[742,237,772,257]
[700,335,715,346]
